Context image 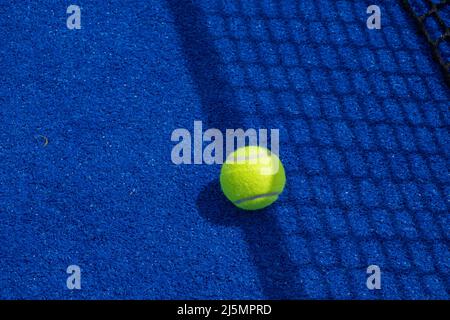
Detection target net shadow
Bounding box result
[169,0,449,299]
[167,0,302,299]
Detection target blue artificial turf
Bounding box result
[0,0,448,299]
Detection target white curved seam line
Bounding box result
[234,192,280,205]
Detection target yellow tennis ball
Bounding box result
[220,146,286,210]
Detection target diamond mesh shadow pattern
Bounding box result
[170,0,449,299]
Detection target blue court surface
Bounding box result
[0,0,449,299]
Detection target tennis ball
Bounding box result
[220,146,286,210]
